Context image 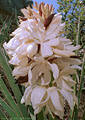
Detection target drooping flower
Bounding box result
[21,86,64,119]
[21,57,80,119]
[28,57,59,86]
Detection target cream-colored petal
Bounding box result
[15,30,31,41]
[60,89,74,110]
[27,43,38,58]
[63,76,76,87]
[53,48,75,57]
[45,32,58,41]
[21,86,32,105]
[21,8,29,18]
[46,38,60,46]
[48,87,64,111]
[4,37,20,50]
[46,14,62,35]
[12,66,29,78]
[15,43,29,56]
[41,43,53,57]
[41,71,51,85]
[61,80,73,92]
[60,67,76,76]
[47,98,64,119]
[71,65,81,70]
[65,45,80,51]
[31,86,47,109]
[49,63,59,80]
[9,54,20,65]
[29,65,41,85]
[28,69,32,85]
[40,62,51,85]
[11,28,22,36]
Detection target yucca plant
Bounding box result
[0,1,85,120]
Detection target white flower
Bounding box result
[21,86,64,119]
[53,57,81,70]
[3,4,80,59]
[12,65,29,79]
[28,58,59,86]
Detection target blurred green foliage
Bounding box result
[57,0,85,120]
[57,0,85,47]
[0,0,33,46]
[0,0,33,16]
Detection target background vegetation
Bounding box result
[57,0,85,119]
[0,0,85,120]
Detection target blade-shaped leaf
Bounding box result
[78,55,85,105]
[0,109,8,120]
[0,49,29,118]
[0,97,17,118]
[0,77,22,117]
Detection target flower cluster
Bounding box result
[3,2,81,119]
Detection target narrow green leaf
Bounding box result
[0,49,29,118]
[0,49,22,101]
[0,97,17,118]
[0,77,22,117]
[72,105,78,120]
[0,109,8,120]
[37,111,44,120]
[49,114,58,120]
[37,108,48,120]
[82,110,85,120]
[78,55,85,105]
